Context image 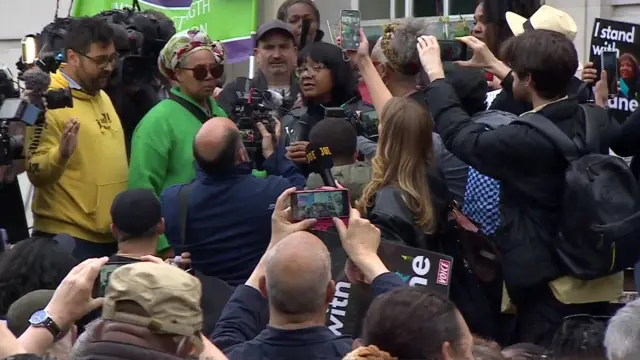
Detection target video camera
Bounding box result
[0,32,75,166]
[0,67,25,166]
[95,7,174,86]
[322,106,380,141]
[234,87,281,152]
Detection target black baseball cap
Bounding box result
[256,19,295,45]
[110,189,162,240]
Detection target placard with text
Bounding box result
[590,18,640,123]
[318,230,454,337]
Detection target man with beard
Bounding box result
[217,20,299,121]
[26,16,128,260]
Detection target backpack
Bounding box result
[515,104,640,280]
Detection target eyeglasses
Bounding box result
[180,64,224,81]
[76,51,118,68]
[295,63,327,77]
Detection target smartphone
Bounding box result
[601,51,619,95]
[93,262,129,298]
[292,189,350,220]
[340,10,361,51]
[439,40,469,62]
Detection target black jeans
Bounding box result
[32,231,117,261]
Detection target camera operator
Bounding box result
[128,28,227,256]
[217,20,299,121]
[0,122,30,245]
[160,117,305,286]
[25,17,128,260]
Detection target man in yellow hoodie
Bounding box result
[26,17,128,260]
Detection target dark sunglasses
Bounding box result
[181,64,224,81]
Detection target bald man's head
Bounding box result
[263,232,333,318]
[193,117,244,175]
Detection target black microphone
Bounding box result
[300,18,311,49]
[306,143,337,187]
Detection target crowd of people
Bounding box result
[3,0,640,359]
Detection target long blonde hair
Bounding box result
[356,97,436,232]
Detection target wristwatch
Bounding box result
[28,310,63,340]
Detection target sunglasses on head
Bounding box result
[181,64,224,81]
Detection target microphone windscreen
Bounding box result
[266,89,284,108]
[305,142,334,174]
[23,68,51,94]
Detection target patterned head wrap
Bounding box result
[158,27,226,80]
[380,22,420,75]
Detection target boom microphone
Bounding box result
[306,143,337,188]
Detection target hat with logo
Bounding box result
[110,189,162,241]
[506,5,578,40]
[102,262,203,338]
[256,19,296,45]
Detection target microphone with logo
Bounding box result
[305,142,337,188]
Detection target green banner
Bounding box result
[72,0,258,63]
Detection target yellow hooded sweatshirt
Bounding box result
[25,70,128,243]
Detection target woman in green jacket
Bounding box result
[128,28,227,254]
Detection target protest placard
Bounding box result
[590,18,640,123]
[318,230,453,337]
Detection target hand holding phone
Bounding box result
[340,10,361,51]
[92,262,129,298]
[291,189,350,231]
[601,51,619,95]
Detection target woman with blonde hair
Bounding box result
[355,96,450,248]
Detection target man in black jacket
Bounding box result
[217,20,300,121]
[418,30,621,345]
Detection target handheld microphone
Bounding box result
[300,19,311,49]
[306,143,337,188]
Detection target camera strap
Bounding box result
[168,93,210,125]
[177,183,195,246]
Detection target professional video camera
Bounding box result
[234,87,282,151]
[0,67,25,166]
[0,33,74,166]
[232,32,293,162]
[96,7,174,86]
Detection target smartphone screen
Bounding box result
[439,40,468,62]
[292,190,350,220]
[601,51,619,95]
[93,262,129,298]
[340,10,361,51]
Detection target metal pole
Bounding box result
[390,0,396,19]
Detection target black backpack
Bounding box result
[515,104,640,280]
